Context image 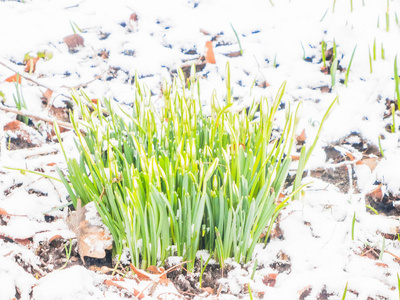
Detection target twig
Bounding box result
[384,250,400,261]
[0,104,73,129]
[0,60,54,91]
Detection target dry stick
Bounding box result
[0,105,73,129]
[0,60,54,91]
[384,250,400,261]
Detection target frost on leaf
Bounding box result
[67,199,112,264]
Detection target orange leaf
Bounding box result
[296,129,306,143]
[47,162,56,167]
[205,41,216,64]
[262,273,277,287]
[42,89,53,103]
[91,99,98,105]
[366,184,383,202]
[49,235,62,243]
[24,57,40,74]
[5,73,22,84]
[130,263,153,281]
[0,208,10,216]
[375,262,388,268]
[291,155,300,161]
[345,152,355,161]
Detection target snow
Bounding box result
[1,0,400,298]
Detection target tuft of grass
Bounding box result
[351,212,356,240]
[57,67,332,270]
[345,45,357,87]
[13,80,29,125]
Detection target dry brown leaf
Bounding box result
[296,129,306,143]
[67,200,113,264]
[5,73,22,84]
[204,41,216,64]
[199,28,210,36]
[291,155,300,161]
[0,208,10,216]
[147,266,169,285]
[375,262,388,268]
[48,234,62,243]
[24,57,40,74]
[366,184,383,202]
[227,51,241,58]
[257,81,270,88]
[130,263,154,281]
[201,287,214,295]
[357,157,379,171]
[63,34,84,51]
[262,273,277,287]
[41,89,53,104]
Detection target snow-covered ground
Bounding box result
[1,0,400,299]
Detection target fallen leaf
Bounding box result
[262,273,277,287]
[0,208,10,216]
[199,28,210,36]
[204,41,216,64]
[291,155,300,161]
[63,34,84,51]
[147,265,169,285]
[257,81,270,88]
[66,200,113,264]
[5,73,22,84]
[130,263,154,281]
[104,279,144,299]
[366,184,383,202]
[375,262,388,268]
[356,157,379,171]
[296,129,306,143]
[24,57,40,74]
[226,51,241,58]
[49,235,62,243]
[345,151,355,161]
[299,285,312,300]
[41,89,53,104]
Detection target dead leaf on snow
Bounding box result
[356,157,379,171]
[66,199,113,264]
[366,184,383,202]
[296,129,307,143]
[0,208,10,216]
[204,41,216,64]
[24,57,40,74]
[262,273,277,287]
[41,89,53,104]
[5,73,22,84]
[63,34,84,51]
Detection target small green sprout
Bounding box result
[378,136,385,158]
[331,57,338,87]
[391,103,396,133]
[381,43,385,60]
[230,23,243,56]
[59,239,73,270]
[368,46,373,73]
[351,212,356,240]
[342,282,348,300]
[199,255,212,289]
[70,20,82,34]
[394,56,400,109]
[379,237,385,260]
[251,259,258,280]
[345,45,357,87]
[373,38,376,61]
[366,204,379,215]
[13,80,29,125]
[322,40,327,67]
[386,0,390,32]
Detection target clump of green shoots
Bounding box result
[13,80,29,125]
[56,64,336,271]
